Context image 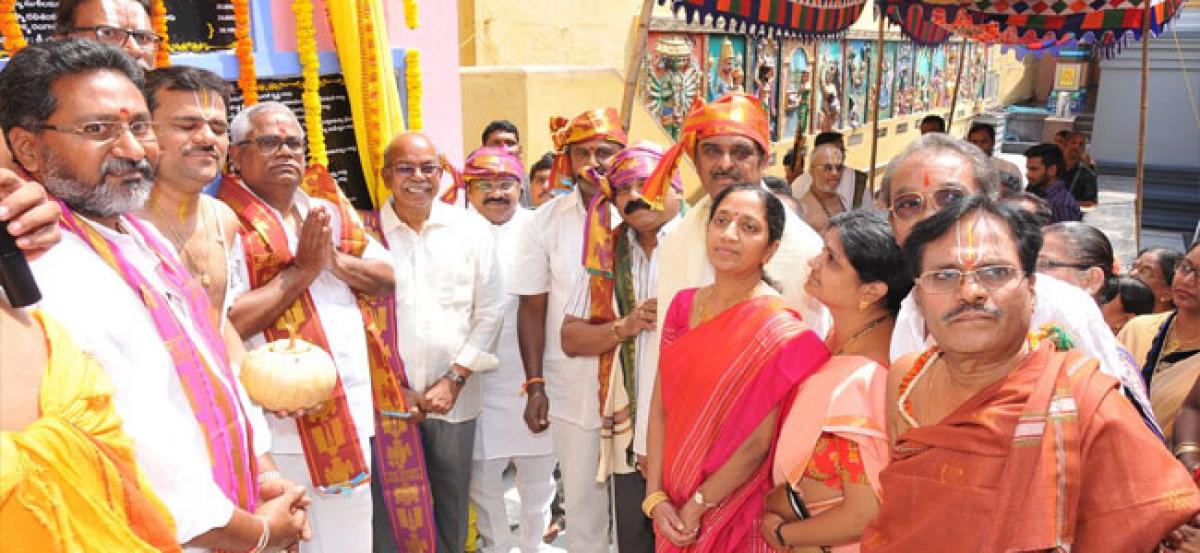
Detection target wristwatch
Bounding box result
[441,369,467,387]
[691,490,717,509]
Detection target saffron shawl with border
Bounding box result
[861,345,1200,552]
[658,288,829,552]
[1,311,179,552]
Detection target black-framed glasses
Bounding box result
[387,163,441,178]
[916,265,1022,294]
[237,135,305,156]
[889,188,967,221]
[38,120,158,143]
[1036,258,1094,272]
[470,179,519,193]
[69,25,162,52]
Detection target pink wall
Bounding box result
[269,1,464,163]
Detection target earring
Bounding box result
[858,298,870,312]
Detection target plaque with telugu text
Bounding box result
[229,75,375,211]
[2,0,236,56]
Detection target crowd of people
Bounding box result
[2,2,1200,553]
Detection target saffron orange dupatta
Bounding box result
[658,288,829,552]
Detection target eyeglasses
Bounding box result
[38,120,158,143]
[470,179,519,192]
[889,188,967,221]
[1036,258,1094,272]
[1178,261,1199,281]
[816,163,845,173]
[236,135,305,156]
[387,163,441,178]
[916,265,1022,294]
[69,26,162,52]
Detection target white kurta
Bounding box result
[564,220,678,457]
[31,214,270,550]
[381,201,503,423]
[228,190,384,457]
[650,186,829,392]
[506,189,614,430]
[472,208,554,460]
[890,273,1157,430]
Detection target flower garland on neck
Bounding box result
[405,49,423,131]
[233,0,257,105]
[0,0,27,57]
[404,0,419,29]
[151,0,170,67]
[355,0,383,174]
[292,0,327,166]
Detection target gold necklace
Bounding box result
[151,198,215,287]
[698,283,760,323]
[832,313,890,355]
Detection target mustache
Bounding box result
[184,144,219,157]
[624,198,651,216]
[101,156,154,182]
[941,302,1003,322]
[710,168,741,180]
[484,197,511,205]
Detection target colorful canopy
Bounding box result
[657,0,870,38]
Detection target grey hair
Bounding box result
[229,101,303,144]
[879,133,998,206]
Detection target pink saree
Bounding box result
[658,288,829,552]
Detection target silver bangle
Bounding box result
[256,470,283,486]
[250,514,270,553]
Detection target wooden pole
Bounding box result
[1135,5,1152,250]
[621,0,655,132]
[867,14,886,195]
[809,43,822,136]
[946,40,968,133]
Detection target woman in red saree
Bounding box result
[643,184,829,552]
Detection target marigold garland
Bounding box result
[151,0,170,67]
[405,49,423,131]
[404,0,419,29]
[356,0,384,178]
[233,0,257,105]
[292,0,327,166]
[0,0,27,57]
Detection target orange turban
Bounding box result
[641,93,770,209]
[547,107,628,195]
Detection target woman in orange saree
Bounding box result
[643,185,829,552]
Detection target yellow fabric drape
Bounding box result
[1,312,179,553]
[327,0,407,208]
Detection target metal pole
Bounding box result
[1134,5,1152,250]
[946,40,968,133]
[867,14,886,195]
[621,0,656,132]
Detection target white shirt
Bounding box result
[890,273,1157,429]
[565,220,678,456]
[32,214,271,548]
[507,189,615,430]
[228,190,388,456]
[789,168,869,210]
[380,200,503,423]
[472,208,555,459]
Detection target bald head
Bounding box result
[808,143,845,192]
[384,132,438,167]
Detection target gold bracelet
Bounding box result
[642,490,670,518]
[612,319,626,343]
[1175,442,1200,458]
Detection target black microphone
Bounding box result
[0,219,41,307]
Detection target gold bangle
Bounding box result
[1175,442,1200,458]
[642,490,670,518]
[612,319,627,343]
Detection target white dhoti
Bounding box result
[274,452,373,553]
